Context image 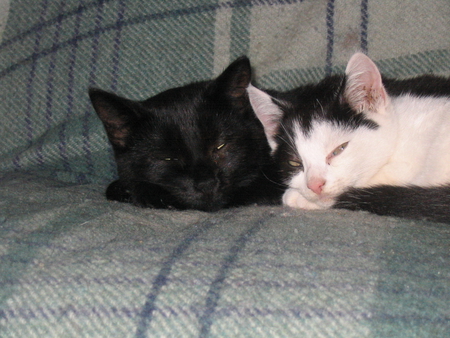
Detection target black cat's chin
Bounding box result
[106,179,229,212]
[175,187,227,212]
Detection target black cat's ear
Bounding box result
[214,56,252,108]
[89,88,139,149]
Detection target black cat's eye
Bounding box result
[163,157,179,161]
[215,143,226,151]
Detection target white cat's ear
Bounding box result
[344,53,388,114]
[247,84,283,151]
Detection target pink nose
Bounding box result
[307,177,326,195]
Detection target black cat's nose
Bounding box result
[194,178,217,194]
[193,162,219,193]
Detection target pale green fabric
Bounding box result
[1,172,449,337]
[1,0,450,184]
[0,1,449,337]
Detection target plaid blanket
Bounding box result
[0,0,449,337]
[2,0,450,184]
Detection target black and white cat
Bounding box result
[89,57,283,211]
[248,52,450,223]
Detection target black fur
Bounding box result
[89,57,283,211]
[383,75,450,98]
[334,185,450,224]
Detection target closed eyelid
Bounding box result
[326,141,349,164]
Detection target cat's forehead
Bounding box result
[293,120,352,154]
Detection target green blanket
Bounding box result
[0,1,449,337]
[1,172,449,337]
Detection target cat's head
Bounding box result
[90,57,274,211]
[249,53,394,207]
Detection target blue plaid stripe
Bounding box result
[1,174,449,337]
[360,0,369,53]
[135,218,217,338]
[0,0,449,184]
[325,0,335,75]
[1,0,310,184]
[1,1,450,337]
[197,216,268,338]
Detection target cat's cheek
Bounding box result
[282,188,323,210]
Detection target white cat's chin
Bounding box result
[282,188,335,210]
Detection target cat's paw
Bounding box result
[282,188,322,210]
[106,180,133,203]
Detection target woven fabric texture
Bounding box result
[1,0,450,184]
[0,0,449,337]
[1,172,449,337]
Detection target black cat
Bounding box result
[89,57,283,211]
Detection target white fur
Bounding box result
[284,94,450,209]
[251,53,450,210]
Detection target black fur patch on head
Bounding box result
[268,75,379,168]
[274,75,379,140]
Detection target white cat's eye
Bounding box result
[288,160,302,167]
[327,142,349,164]
[331,142,349,157]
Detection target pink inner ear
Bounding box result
[247,85,283,150]
[256,112,279,137]
[344,53,387,113]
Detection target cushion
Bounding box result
[0,1,449,337]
